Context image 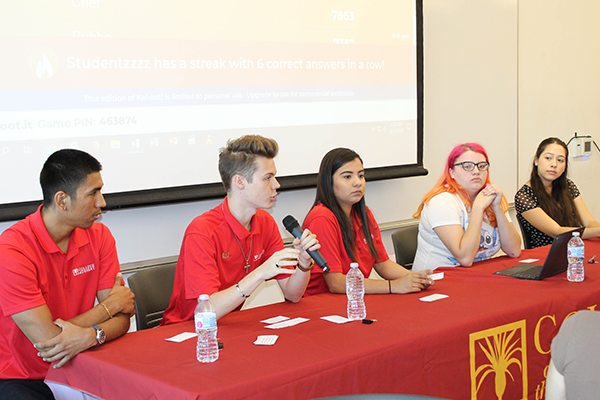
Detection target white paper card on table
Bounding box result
[261,316,290,324]
[419,293,449,302]
[518,258,539,263]
[265,317,309,329]
[428,272,444,281]
[165,332,197,342]
[254,335,278,345]
[321,315,353,324]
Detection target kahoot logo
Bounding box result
[29,47,59,79]
[469,320,527,400]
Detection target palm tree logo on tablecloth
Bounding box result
[469,320,528,400]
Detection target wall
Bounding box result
[518,0,600,217]
[1,0,598,266]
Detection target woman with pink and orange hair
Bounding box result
[412,143,521,272]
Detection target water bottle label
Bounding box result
[195,312,216,330]
[568,247,584,258]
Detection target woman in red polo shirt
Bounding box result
[302,147,433,297]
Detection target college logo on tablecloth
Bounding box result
[469,320,527,400]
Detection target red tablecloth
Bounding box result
[46,239,600,400]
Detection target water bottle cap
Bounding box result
[350,262,359,268]
[199,294,210,301]
[572,232,580,237]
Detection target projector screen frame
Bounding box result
[0,0,426,223]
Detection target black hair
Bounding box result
[529,137,580,226]
[40,149,102,208]
[310,148,379,262]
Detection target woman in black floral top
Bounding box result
[515,137,600,248]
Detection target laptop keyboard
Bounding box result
[512,266,540,279]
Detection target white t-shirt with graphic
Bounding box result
[413,191,507,272]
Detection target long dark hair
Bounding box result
[311,148,379,262]
[530,137,580,226]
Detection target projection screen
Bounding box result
[0,0,425,221]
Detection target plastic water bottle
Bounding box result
[194,294,219,363]
[567,232,585,282]
[346,262,366,320]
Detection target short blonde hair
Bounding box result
[218,135,279,192]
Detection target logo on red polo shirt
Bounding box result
[254,249,265,262]
[73,263,96,276]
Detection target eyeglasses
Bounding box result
[452,161,490,171]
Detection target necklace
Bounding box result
[222,203,253,273]
[233,231,252,273]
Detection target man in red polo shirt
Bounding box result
[0,149,135,400]
[162,135,320,323]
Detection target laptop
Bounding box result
[494,227,585,280]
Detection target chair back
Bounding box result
[391,225,419,270]
[517,216,533,250]
[128,262,177,330]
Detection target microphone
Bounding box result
[283,215,330,272]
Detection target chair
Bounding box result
[517,216,533,250]
[313,394,451,400]
[127,262,177,330]
[391,224,419,270]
